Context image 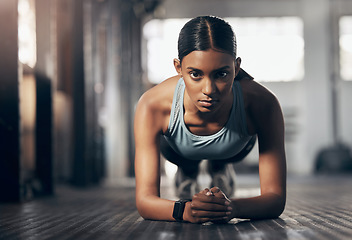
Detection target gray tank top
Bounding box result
[163,78,253,161]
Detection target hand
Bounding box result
[183,188,231,223]
[208,187,233,223]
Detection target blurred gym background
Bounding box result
[1,0,352,202]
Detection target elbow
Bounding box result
[253,192,286,220]
[270,203,285,219]
[136,198,148,220]
[136,196,155,220]
[136,204,146,219]
[269,195,286,219]
[137,211,149,221]
[137,207,152,221]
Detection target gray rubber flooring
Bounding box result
[0,175,351,240]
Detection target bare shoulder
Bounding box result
[137,76,179,112]
[135,76,180,132]
[240,79,281,110]
[239,78,283,134]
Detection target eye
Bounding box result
[215,71,228,78]
[190,71,202,79]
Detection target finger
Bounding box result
[193,193,229,206]
[204,188,215,196]
[193,188,210,199]
[210,187,231,203]
[205,191,214,196]
[193,190,212,201]
[210,187,225,199]
[210,187,221,194]
[191,201,231,212]
[199,188,210,195]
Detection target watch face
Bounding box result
[173,200,187,221]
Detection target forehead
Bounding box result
[181,49,235,70]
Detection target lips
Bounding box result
[198,99,218,107]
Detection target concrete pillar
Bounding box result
[0,0,21,202]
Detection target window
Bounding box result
[340,16,352,81]
[227,17,304,82]
[143,19,187,84]
[143,17,304,84]
[18,0,37,68]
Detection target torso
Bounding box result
[145,71,270,138]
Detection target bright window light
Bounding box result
[143,17,304,84]
[227,17,304,82]
[143,19,187,84]
[18,0,37,68]
[340,16,352,81]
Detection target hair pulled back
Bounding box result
[178,16,237,62]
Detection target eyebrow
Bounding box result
[186,66,231,71]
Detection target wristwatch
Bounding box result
[172,199,189,221]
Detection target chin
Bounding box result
[198,106,215,113]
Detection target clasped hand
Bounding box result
[183,187,232,223]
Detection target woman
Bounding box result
[134,16,286,223]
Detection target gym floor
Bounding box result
[0,174,351,240]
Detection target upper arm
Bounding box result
[251,89,286,202]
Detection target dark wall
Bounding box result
[56,0,151,184]
[0,0,21,202]
[0,0,156,202]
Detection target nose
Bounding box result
[202,78,215,96]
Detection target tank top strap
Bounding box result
[166,78,184,135]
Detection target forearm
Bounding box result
[230,192,285,220]
[136,195,176,221]
[136,190,231,223]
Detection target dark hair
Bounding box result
[178,16,237,62]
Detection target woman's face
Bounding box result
[174,49,241,114]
